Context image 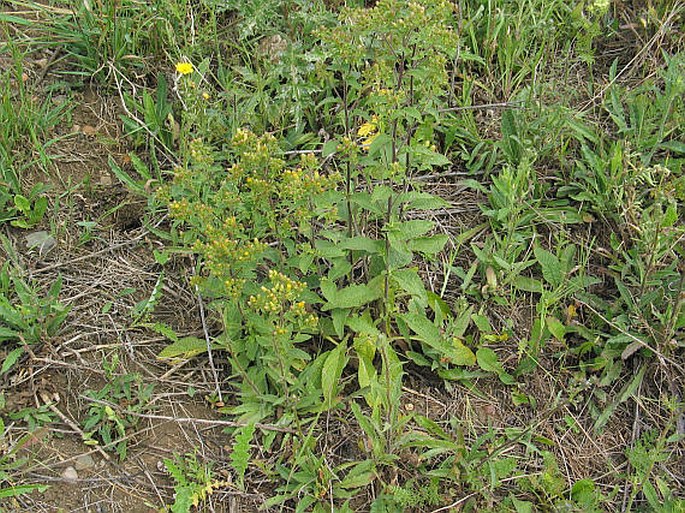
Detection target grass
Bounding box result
[0,0,683,511]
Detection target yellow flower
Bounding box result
[358,116,380,151]
[357,115,378,138]
[360,133,380,150]
[175,62,194,75]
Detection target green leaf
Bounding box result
[411,145,451,169]
[321,280,383,311]
[399,191,449,210]
[401,312,474,366]
[593,365,646,432]
[571,479,596,506]
[331,308,349,338]
[316,239,346,259]
[0,13,38,25]
[322,139,339,158]
[392,268,428,305]
[511,275,544,293]
[476,347,503,374]
[13,194,30,213]
[451,339,476,366]
[660,140,685,154]
[129,153,153,181]
[338,460,376,489]
[0,484,49,499]
[349,192,385,215]
[534,246,563,288]
[367,132,392,156]
[452,305,473,339]
[328,258,353,282]
[512,497,533,513]
[230,423,255,489]
[354,334,377,390]
[339,236,384,254]
[109,156,144,194]
[662,202,678,228]
[472,313,492,332]
[319,278,337,302]
[546,316,566,341]
[157,337,210,362]
[476,348,515,384]
[389,220,434,239]
[0,326,19,341]
[347,311,381,336]
[408,235,448,255]
[131,272,164,321]
[401,312,442,348]
[386,239,413,269]
[1,347,24,375]
[322,341,348,408]
[351,401,377,440]
[31,196,48,222]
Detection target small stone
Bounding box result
[82,125,98,137]
[62,466,78,481]
[24,231,57,257]
[75,454,96,471]
[99,173,113,186]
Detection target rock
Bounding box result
[24,231,57,257]
[75,454,96,471]
[61,466,78,481]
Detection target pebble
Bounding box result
[61,466,78,482]
[75,454,96,470]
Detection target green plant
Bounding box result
[163,453,229,513]
[0,263,69,377]
[81,353,154,460]
[0,34,67,226]
[457,0,577,101]
[0,414,49,503]
[156,2,481,508]
[5,404,56,433]
[14,0,170,82]
[5,184,50,229]
[624,428,684,513]
[33,0,679,509]
[160,130,336,424]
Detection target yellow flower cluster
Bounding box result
[169,198,192,219]
[198,237,266,279]
[357,116,380,150]
[248,270,305,313]
[222,277,246,299]
[247,271,317,329]
[337,136,359,158]
[189,138,214,166]
[230,129,285,181]
[232,127,256,147]
[244,176,271,190]
[282,165,339,198]
[175,61,194,75]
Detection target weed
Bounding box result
[0,415,49,503]
[81,353,154,460]
[0,36,66,227]
[0,263,68,377]
[162,453,229,513]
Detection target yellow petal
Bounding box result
[175,62,194,75]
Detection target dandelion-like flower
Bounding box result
[175,62,194,75]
